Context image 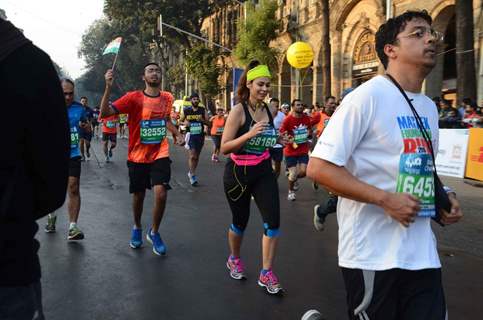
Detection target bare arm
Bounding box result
[307,157,421,227]
[220,104,267,155]
[100,69,117,117]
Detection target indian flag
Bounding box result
[102,37,122,55]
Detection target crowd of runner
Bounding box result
[8,9,464,320]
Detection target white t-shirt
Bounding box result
[273,111,286,148]
[311,75,441,271]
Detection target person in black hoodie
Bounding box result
[0,17,69,319]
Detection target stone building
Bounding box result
[201,0,483,108]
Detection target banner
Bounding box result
[435,129,470,178]
[465,128,483,181]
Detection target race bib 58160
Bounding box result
[243,126,277,154]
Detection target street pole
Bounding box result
[386,0,393,20]
[185,49,188,97]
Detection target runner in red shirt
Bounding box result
[100,63,184,256]
[99,111,119,162]
[279,99,312,201]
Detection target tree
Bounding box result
[78,18,149,100]
[234,0,281,68]
[320,0,331,98]
[455,0,476,103]
[186,44,223,101]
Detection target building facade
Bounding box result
[201,0,483,108]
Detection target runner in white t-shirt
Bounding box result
[303,10,462,320]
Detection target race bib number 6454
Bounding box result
[396,153,435,217]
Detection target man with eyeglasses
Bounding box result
[45,79,88,240]
[305,10,461,320]
[100,63,184,256]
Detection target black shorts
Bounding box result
[188,134,204,154]
[79,130,92,141]
[211,135,222,149]
[127,158,172,193]
[341,267,446,320]
[69,157,81,178]
[270,147,283,162]
[102,133,117,143]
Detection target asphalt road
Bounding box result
[37,136,483,320]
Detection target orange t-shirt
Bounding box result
[99,114,119,134]
[113,91,173,163]
[316,112,331,137]
[210,116,226,135]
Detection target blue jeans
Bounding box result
[0,281,44,320]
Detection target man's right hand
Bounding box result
[105,69,114,87]
[380,192,421,227]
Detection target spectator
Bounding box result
[432,96,441,112]
[1,18,69,319]
[463,103,482,128]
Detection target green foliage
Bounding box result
[234,0,280,68]
[185,45,222,96]
[77,18,148,99]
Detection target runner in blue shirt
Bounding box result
[45,79,88,241]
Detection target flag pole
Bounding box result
[111,51,119,72]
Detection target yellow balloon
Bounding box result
[286,42,314,69]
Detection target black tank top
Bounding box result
[184,106,206,135]
[233,102,277,156]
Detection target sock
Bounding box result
[261,268,271,275]
[69,222,77,230]
[230,255,239,261]
[133,225,141,230]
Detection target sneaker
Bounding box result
[258,269,283,294]
[313,205,325,231]
[213,155,219,163]
[80,156,86,162]
[188,172,198,186]
[105,155,110,163]
[301,310,324,320]
[130,228,143,249]
[322,195,338,215]
[211,154,216,162]
[287,191,296,201]
[226,256,246,280]
[293,181,300,191]
[44,214,57,233]
[108,149,113,158]
[312,182,319,190]
[86,150,90,159]
[68,226,84,240]
[146,229,167,256]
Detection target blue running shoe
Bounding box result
[146,229,167,256]
[130,228,143,249]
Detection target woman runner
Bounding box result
[210,107,226,162]
[221,60,289,295]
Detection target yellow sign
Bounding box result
[286,42,314,69]
[465,128,483,181]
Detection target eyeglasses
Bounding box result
[399,27,444,42]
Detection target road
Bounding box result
[37,136,483,320]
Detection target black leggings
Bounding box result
[223,159,280,234]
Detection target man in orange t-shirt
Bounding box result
[99,112,119,162]
[100,63,184,256]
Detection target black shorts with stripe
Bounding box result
[341,267,446,320]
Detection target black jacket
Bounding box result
[0,19,70,286]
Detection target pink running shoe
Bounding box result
[258,269,283,294]
[226,256,246,280]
